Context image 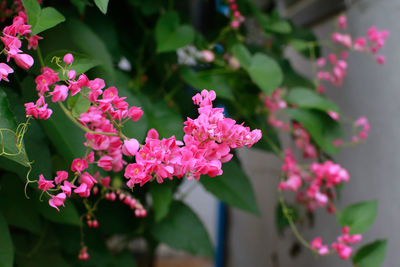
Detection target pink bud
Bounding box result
[231,20,240,29]
[92,220,99,228]
[128,106,143,121]
[376,55,385,65]
[14,53,34,69]
[63,53,74,65]
[122,138,140,156]
[68,70,76,80]
[202,50,215,62]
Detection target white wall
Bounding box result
[228,0,400,266]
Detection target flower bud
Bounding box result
[14,53,34,69]
[63,53,74,65]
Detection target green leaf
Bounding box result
[40,102,86,162]
[31,7,66,35]
[0,89,28,166]
[338,200,378,234]
[67,19,115,81]
[250,114,281,153]
[94,0,109,14]
[44,50,100,80]
[138,95,183,139]
[200,160,259,215]
[35,196,80,226]
[180,67,234,100]
[286,87,339,112]
[150,182,174,222]
[248,53,283,95]
[22,0,41,28]
[0,212,13,267]
[231,44,252,70]
[155,11,195,53]
[286,108,343,154]
[353,240,387,267]
[280,59,315,89]
[0,174,42,234]
[67,91,91,118]
[151,201,213,257]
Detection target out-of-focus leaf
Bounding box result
[338,200,378,234]
[200,160,259,215]
[0,212,13,267]
[150,181,174,222]
[250,114,281,153]
[231,44,252,70]
[353,240,387,267]
[94,0,109,14]
[151,201,213,257]
[180,67,234,100]
[276,202,299,233]
[248,53,283,95]
[0,174,42,234]
[280,59,315,89]
[290,27,320,59]
[35,196,80,226]
[286,108,343,154]
[286,87,339,112]
[155,11,195,53]
[22,0,41,28]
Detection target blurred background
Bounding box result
[161,0,398,266]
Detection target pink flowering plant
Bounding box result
[0,0,388,266]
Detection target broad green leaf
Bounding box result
[151,201,213,257]
[150,182,174,222]
[290,27,320,59]
[353,240,387,267]
[2,87,52,179]
[0,212,13,267]
[40,102,86,162]
[280,59,315,89]
[0,174,42,234]
[22,0,41,28]
[248,53,283,95]
[138,95,183,140]
[338,200,378,234]
[180,67,234,100]
[231,44,252,70]
[286,87,339,112]
[250,114,281,153]
[35,196,80,226]
[67,19,115,81]
[94,0,109,14]
[286,108,343,154]
[31,7,65,35]
[44,50,100,80]
[256,13,291,34]
[155,11,195,53]
[200,160,260,215]
[0,89,28,166]
[67,92,91,118]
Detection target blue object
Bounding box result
[215,202,227,267]
[216,0,230,16]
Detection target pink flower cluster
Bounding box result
[311,226,362,259]
[124,90,262,186]
[0,9,42,82]
[317,15,389,88]
[353,116,370,141]
[263,88,289,131]
[226,0,244,29]
[279,149,350,212]
[293,123,317,159]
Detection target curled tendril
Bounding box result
[0,117,37,198]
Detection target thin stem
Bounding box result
[36,45,45,68]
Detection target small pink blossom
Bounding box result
[54,170,68,184]
[71,158,88,174]
[48,193,66,211]
[202,50,215,62]
[38,174,54,191]
[0,63,13,81]
[122,138,140,156]
[128,106,144,121]
[63,53,74,65]
[50,85,68,102]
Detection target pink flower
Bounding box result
[376,55,385,65]
[48,193,66,211]
[202,50,215,62]
[338,14,347,29]
[60,181,75,197]
[63,53,74,65]
[231,20,240,29]
[316,57,326,67]
[54,170,68,184]
[122,138,140,156]
[128,106,143,121]
[50,85,68,102]
[14,53,34,69]
[97,155,113,171]
[0,63,13,81]
[67,70,76,80]
[38,174,54,191]
[328,111,339,120]
[71,158,88,174]
[27,35,43,50]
